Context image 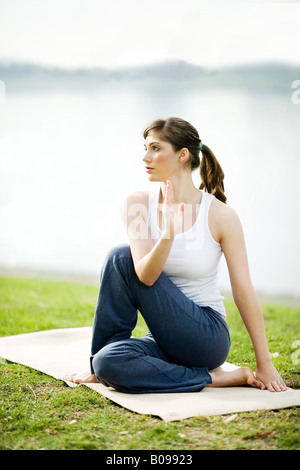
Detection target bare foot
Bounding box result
[207,366,262,388]
[63,371,100,384]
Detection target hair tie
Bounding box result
[199,142,203,152]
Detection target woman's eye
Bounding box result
[144,146,160,152]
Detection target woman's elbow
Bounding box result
[135,266,156,286]
[137,273,156,286]
[142,279,155,287]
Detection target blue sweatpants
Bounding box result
[90,245,230,394]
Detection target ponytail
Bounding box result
[199,144,227,204]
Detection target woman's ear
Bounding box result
[178,148,189,165]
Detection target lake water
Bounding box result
[0,84,299,298]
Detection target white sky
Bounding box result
[0,0,299,69]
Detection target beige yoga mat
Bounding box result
[1,326,299,422]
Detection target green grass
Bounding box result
[0,276,299,450]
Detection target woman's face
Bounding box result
[143,133,180,182]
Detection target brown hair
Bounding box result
[143,117,226,203]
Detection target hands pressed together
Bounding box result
[161,180,185,239]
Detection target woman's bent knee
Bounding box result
[100,244,135,284]
[105,244,131,265]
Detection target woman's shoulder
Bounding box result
[122,190,149,206]
[209,196,242,242]
[120,190,150,224]
[210,196,239,219]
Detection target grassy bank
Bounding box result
[0,276,299,450]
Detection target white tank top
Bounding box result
[147,184,226,318]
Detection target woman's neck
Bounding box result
[159,174,201,205]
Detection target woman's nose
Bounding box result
[143,151,151,163]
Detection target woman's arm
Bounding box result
[215,203,287,392]
[120,181,184,286]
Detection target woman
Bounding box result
[64,117,287,393]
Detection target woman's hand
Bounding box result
[255,362,287,392]
[161,180,184,239]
